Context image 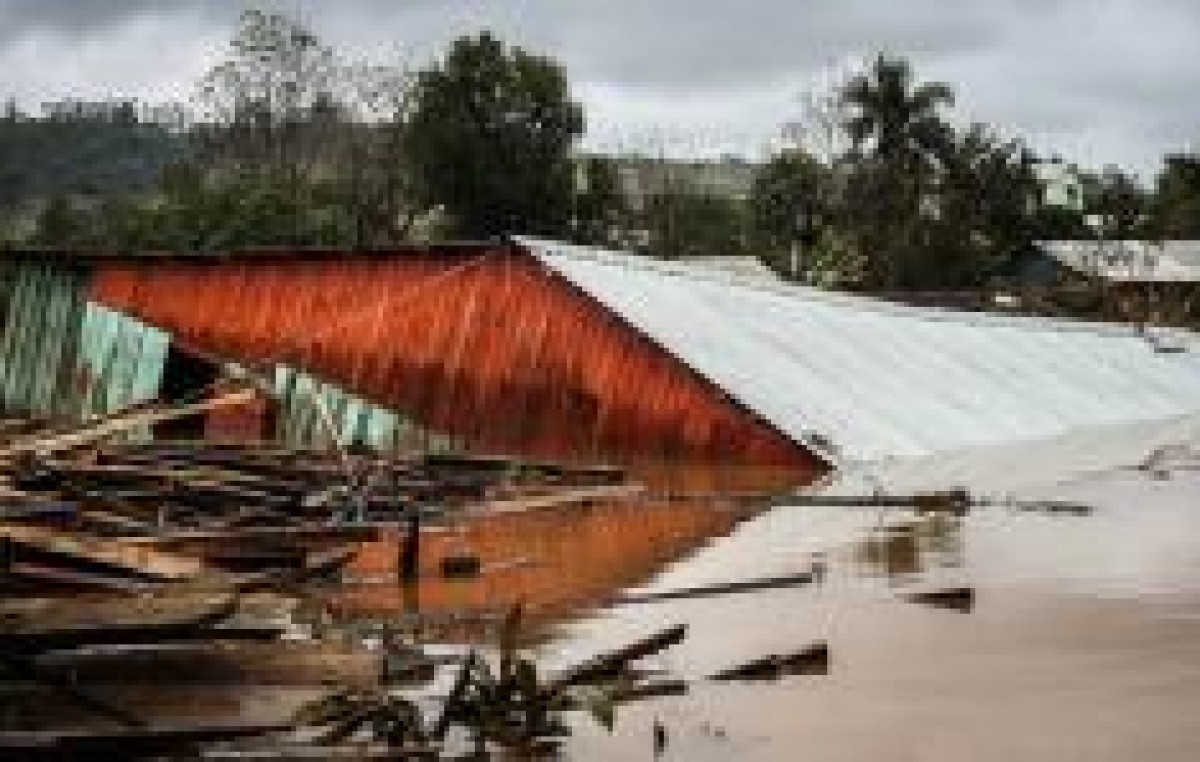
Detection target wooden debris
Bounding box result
[902,586,975,613]
[610,568,821,607]
[710,642,829,681]
[0,591,239,653]
[550,624,688,689]
[0,722,292,760]
[31,640,390,687]
[0,389,260,460]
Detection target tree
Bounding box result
[196,8,339,172]
[1150,153,1200,238]
[406,32,584,238]
[838,54,955,289]
[641,187,748,260]
[187,8,425,247]
[927,125,1043,287]
[749,150,849,283]
[571,156,629,247]
[841,55,954,174]
[1079,166,1147,240]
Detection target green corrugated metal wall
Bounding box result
[0,257,455,452]
[271,364,458,453]
[0,259,169,420]
[78,302,170,417]
[0,259,89,417]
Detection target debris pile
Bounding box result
[0,400,655,759]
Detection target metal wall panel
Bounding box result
[270,364,459,452]
[0,259,88,417]
[77,301,169,417]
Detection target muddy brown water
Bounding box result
[314,463,1200,760]
[14,464,1200,760]
[550,468,1200,761]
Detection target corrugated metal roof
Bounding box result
[520,237,1200,465]
[1040,240,1200,282]
[680,256,782,282]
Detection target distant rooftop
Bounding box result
[1040,240,1200,282]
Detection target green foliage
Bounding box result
[641,188,748,260]
[752,55,1073,290]
[29,168,356,251]
[1081,166,1148,239]
[572,156,629,247]
[925,125,1044,287]
[842,55,954,174]
[0,102,183,213]
[1150,154,1200,238]
[406,32,585,238]
[749,150,840,282]
[834,55,956,289]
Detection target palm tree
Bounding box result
[841,55,954,176]
[838,55,955,289]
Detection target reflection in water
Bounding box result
[328,494,765,636]
[854,514,965,582]
[327,466,811,638]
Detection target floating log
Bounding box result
[710,642,829,681]
[550,624,688,689]
[202,744,440,760]
[235,545,358,592]
[0,498,77,525]
[610,569,821,607]
[902,586,975,613]
[2,525,205,580]
[117,525,379,551]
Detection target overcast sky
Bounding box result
[0,0,1196,178]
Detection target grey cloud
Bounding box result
[0,0,235,42]
[0,0,1196,175]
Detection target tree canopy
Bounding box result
[406,32,584,239]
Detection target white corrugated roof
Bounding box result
[1041,240,1200,282]
[519,237,1200,466]
[678,255,782,282]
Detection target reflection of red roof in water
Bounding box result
[329,487,773,627]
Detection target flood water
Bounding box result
[553,467,1200,761]
[323,454,1200,760]
[25,453,1197,759]
[23,456,1195,758]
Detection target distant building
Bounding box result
[1039,240,1200,282]
[1034,159,1085,212]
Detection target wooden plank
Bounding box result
[609,569,821,607]
[32,641,385,686]
[0,723,292,759]
[0,591,238,652]
[0,388,259,459]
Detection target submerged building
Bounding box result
[3,238,1200,478]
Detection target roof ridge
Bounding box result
[517,237,1198,344]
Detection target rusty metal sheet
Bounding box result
[89,246,817,472]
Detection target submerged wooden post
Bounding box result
[400,511,420,582]
[0,534,13,574]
